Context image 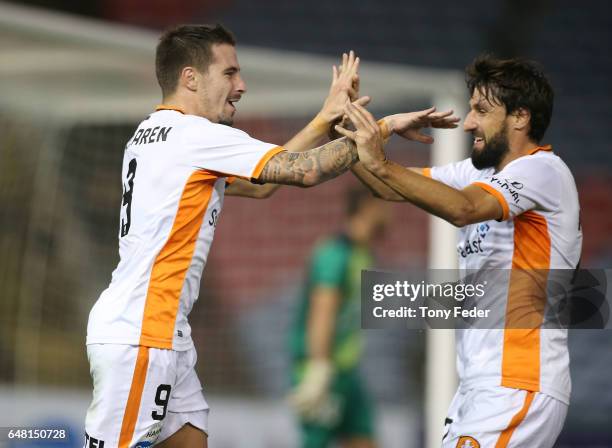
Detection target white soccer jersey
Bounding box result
[87,107,283,351]
[426,145,582,404]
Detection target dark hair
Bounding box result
[466,54,554,142]
[155,24,236,97]
[346,186,375,218]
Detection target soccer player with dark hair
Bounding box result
[338,54,581,447]
[83,24,369,448]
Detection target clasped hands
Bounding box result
[336,103,461,174]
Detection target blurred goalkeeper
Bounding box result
[288,187,390,448]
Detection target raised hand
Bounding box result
[319,51,363,123]
[334,102,386,172]
[384,107,460,144]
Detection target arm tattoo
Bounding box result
[258,137,358,187]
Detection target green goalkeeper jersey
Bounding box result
[290,234,373,371]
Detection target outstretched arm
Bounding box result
[364,160,502,226]
[256,137,358,187]
[351,163,406,201]
[346,107,460,202]
[336,102,501,227]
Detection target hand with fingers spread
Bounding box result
[335,102,387,172]
[327,51,370,140]
[319,50,368,125]
[382,107,460,144]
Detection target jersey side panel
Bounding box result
[139,170,217,348]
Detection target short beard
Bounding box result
[471,123,509,170]
[218,117,234,126]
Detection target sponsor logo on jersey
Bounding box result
[456,436,480,448]
[457,223,490,258]
[489,176,523,204]
[208,208,219,227]
[477,223,490,239]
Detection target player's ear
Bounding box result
[181,67,198,92]
[511,107,531,132]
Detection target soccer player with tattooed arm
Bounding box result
[336,55,582,448]
[83,24,442,448]
[83,24,366,448]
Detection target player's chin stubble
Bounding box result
[218,109,235,126]
[471,124,510,170]
[218,115,234,126]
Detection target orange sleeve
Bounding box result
[251,146,286,180]
[471,181,510,221]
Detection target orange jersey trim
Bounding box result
[501,211,550,392]
[494,391,535,448]
[139,170,217,349]
[118,346,150,448]
[528,144,552,155]
[155,104,186,114]
[422,167,432,178]
[251,146,285,180]
[472,181,510,221]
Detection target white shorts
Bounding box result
[84,344,209,448]
[442,386,567,448]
